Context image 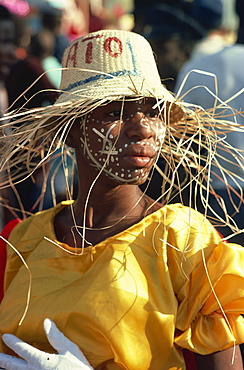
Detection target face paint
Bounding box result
[79,99,166,184]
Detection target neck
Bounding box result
[55,180,161,247]
[74,183,148,229]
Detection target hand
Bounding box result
[0,318,94,370]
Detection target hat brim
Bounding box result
[55,69,175,105]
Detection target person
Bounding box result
[40,4,70,64]
[236,0,244,43]
[138,2,205,92]
[2,24,61,224]
[0,29,243,370]
[173,0,244,247]
[29,28,62,89]
[186,0,229,60]
[0,4,17,114]
[0,4,18,229]
[174,42,244,246]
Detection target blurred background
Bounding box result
[0,0,240,64]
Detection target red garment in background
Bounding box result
[0,218,21,302]
[183,349,197,370]
[5,56,58,111]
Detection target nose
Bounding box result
[126,112,153,140]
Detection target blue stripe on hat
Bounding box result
[60,38,140,95]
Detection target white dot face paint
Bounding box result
[79,99,166,184]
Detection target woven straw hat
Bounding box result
[55,29,175,104]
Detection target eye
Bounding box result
[108,110,122,118]
[145,111,159,118]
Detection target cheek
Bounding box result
[92,123,120,153]
[156,123,166,142]
[81,121,121,160]
[151,120,166,149]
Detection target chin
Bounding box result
[106,174,148,185]
[104,170,150,185]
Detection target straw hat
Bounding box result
[55,29,175,104]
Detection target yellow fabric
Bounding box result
[0,202,244,370]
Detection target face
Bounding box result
[77,98,166,185]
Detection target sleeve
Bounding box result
[165,205,244,354]
[3,215,39,294]
[175,238,244,354]
[3,206,59,293]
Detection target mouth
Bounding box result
[123,145,156,168]
[123,155,153,167]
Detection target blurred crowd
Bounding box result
[0,0,244,246]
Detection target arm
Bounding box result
[194,346,243,370]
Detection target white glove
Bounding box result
[0,318,94,370]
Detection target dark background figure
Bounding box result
[40,4,70,64]
[135,1,205,210]
[0,4,18,229]
[188,0,224,34]
[132,0,194,34]
[138,2,205,91]
[2,9,61,223]
[5,28,59,110]
[5,54,58,111]
[0,4,17,114]
[173,0,244,246]
[185,0,235,61]
[236,0,244,43]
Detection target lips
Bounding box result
[123,155,152,167]
[123,144,156,167]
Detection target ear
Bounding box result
[66,121,81,148]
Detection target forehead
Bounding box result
[91,98,159,113]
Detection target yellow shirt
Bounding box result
[0,202,244,370]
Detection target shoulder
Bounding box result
[8,202,69,246]
[154,203,208,228]
[150,203,222,253]
[141,203,221,246]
